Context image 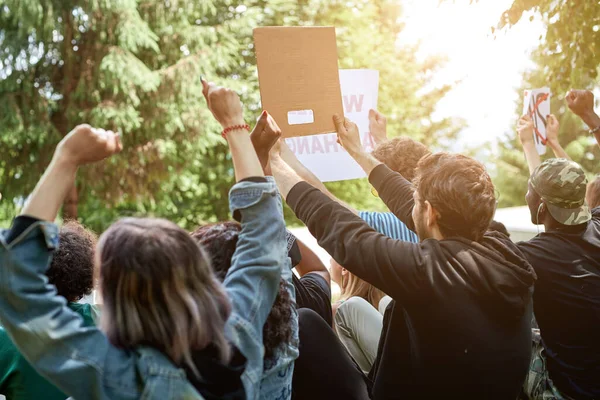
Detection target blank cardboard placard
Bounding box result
[254,27,343,137]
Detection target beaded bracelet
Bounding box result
[222,124,250,138]
[590,125,600,136]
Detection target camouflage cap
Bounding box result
[530,158,591,225]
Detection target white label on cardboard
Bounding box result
[287,110,315,125]
[523,88,551,155]
[285,69,379,182]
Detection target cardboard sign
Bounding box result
[284,69,379,182]
[523,88,551,155]
[254,27,343,138]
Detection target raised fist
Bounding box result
[202,79,244,128]
[566,89,594,118]
[56,124,122,166]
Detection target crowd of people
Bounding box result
[0,79,598,400]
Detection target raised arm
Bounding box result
[202,79,264,181]
[546,114,571,160]
[284,179,427,302]
[566,89,600,148]
[333,114,417,230]
[277,136,358,214]
[0,127,137,399]
[294,235,330,285]
[517,114,542,175]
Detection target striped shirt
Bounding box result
[358,211,418,243]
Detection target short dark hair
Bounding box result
[191,222,293,360]
[415,153,496,242]
[47,221,97,302]
[372,137,431,181]
[587,176,600,209]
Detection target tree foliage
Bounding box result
[0,0,458,231]
[493,0,600,207]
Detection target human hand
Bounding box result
[201,78,244,128]
[517,115,534,146]
[333,114,363,156]
[369,109,387,146]
[566,89,595,118]
[250,111,282,173]
[55,125,122,167]
[545,114,560,145]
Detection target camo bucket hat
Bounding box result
[530,158,591,225]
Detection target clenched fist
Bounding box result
[202,79,244,128]
[56,125,122,166]
[566,90,594,118]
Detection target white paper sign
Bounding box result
[284,69,379,182]
[522,88,551,155]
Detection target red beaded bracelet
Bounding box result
[222,124,250,138]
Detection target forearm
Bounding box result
[579,110,600,132]
[271,155,306,199]
[548,140,571,160]
[227,130,265,181]
[348,150,383,177]
[522,142,542,175]
[295,239,330,284]
[279,142,357,212]
[20,156,77,222]
[368,164,416,231]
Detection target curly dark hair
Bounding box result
[191,221,294,360]
[372,136,431,182]
[47,221,97,302]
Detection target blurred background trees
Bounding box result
[0,0,458,231]
[2,0,597,230]
[493,0,600,207]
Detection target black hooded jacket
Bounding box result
[287,164,537,399]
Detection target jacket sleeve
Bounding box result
[224,179,286,397]
[287,182,431,302]
[368,164,417,232]
[0,220,138,400]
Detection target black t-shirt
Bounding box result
[292,273,332,326]
[517,208,600,399]
[286,231,332,326]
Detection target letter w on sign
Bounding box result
[344,94,364,114]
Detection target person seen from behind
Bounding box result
[0,80,286,399]
[516,104,600,400]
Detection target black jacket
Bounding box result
[287,164,537,399]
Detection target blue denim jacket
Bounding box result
[255,177,299,400]
[0,180,285,400]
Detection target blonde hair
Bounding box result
[340,272,386,309]
[97,218,232,376]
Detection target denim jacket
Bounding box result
[255,177,299,400]
[0,180,285,400]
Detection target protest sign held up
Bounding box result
[523,88,551,155]
[285,69,379,182]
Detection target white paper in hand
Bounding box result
[284,69,379,182]
[523,88,551,155]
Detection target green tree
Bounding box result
[493,0,600,207]
[1,0,459,231]
[0,0,296,231]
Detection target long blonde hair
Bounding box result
[97,218,232,376]
[340,272,386,309]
